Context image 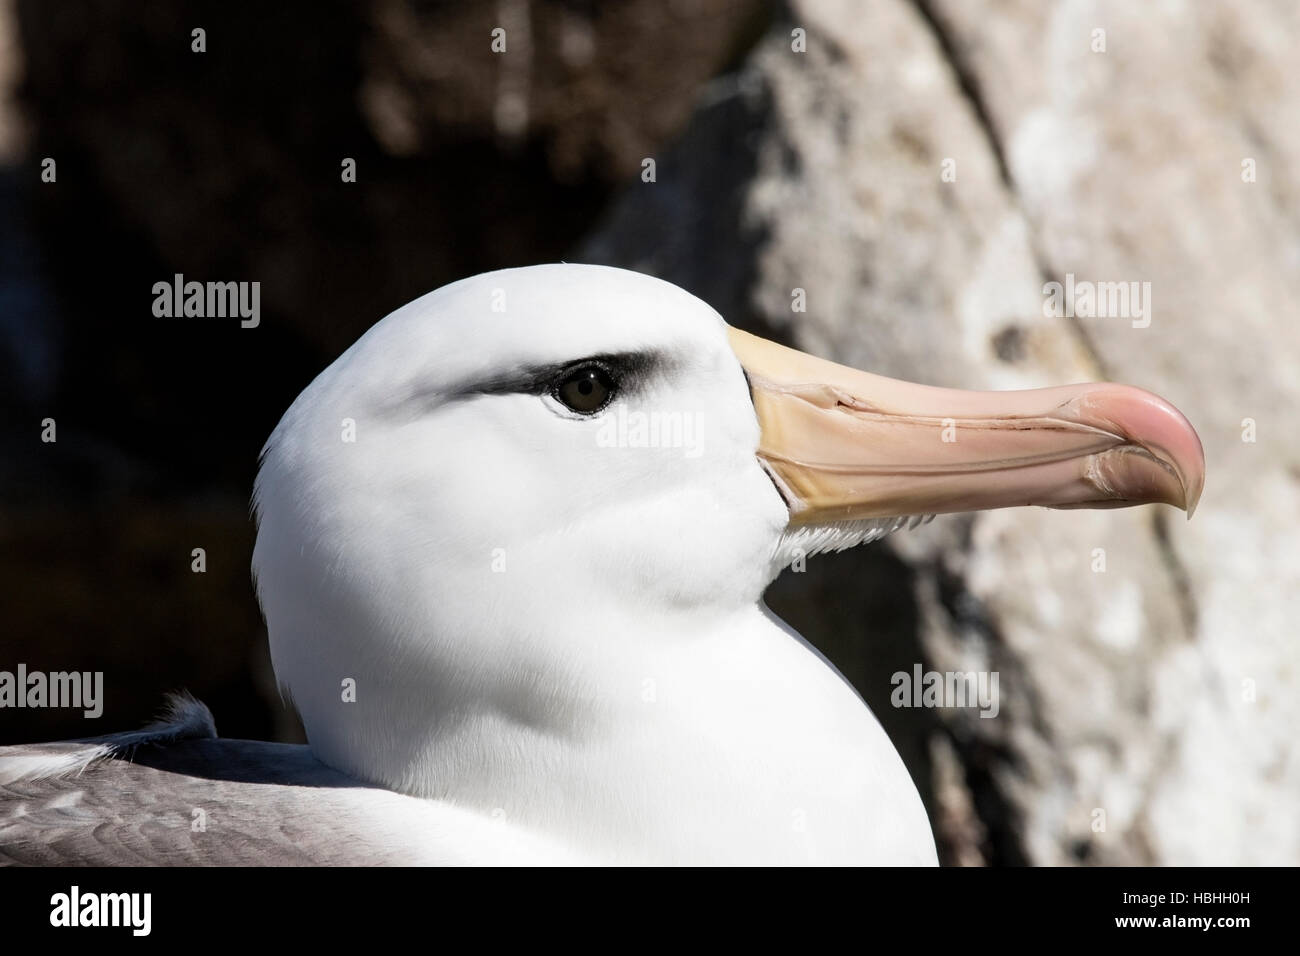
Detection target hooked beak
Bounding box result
[727,327,1205,526]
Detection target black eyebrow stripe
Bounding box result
[385,350,670,418]
[464,351,660,397]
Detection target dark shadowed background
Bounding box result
[1,0,1296,866]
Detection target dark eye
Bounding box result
[554,364,616,414]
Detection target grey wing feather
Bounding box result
[0,695,435,865]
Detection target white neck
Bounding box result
[294,600,936,865]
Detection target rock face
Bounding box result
[585,0,1299,865]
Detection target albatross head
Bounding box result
[252,263,1203,861]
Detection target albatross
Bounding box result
[0,264,1204,865]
